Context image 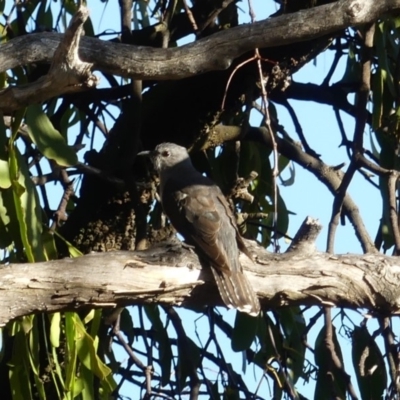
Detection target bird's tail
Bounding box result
[211,268,260,316]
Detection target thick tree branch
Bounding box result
[1,222,400,326]
[0,7,98,112]
[275,82,367,124]
[0,0,398,83]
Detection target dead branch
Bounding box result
[0,6,98,112]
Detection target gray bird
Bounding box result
[139,143,260,316]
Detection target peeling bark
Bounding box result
[1,236,400,327]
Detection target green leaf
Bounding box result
[254,314,283,369]
[0,117,10,189]
[52,344,65,390]
[239,141,267,183]
[88,309,103,341]
[59,105,79,139]
[276,191,290,239]
[42,229,58,261]
[9,327,33,400]
[71,377,84,398]
[369,130,381,161]
[70,313,116,392]
[65,312,78,393]
[0,111,7,151]
[176,336,201,390]
[79,365,94,400]
[53,231,83,257]
[231,311,258,352]
[27,317,46,399]
[375,22,397,98]
[372,69,384,130]
[340,43,361,84]
[0,159,11,189]
[0,186,24,251]
[64,0,78,15]
[8,142,44,262]
[20,315,34,334]
[119,308,135,345]
[277,307,306,384]
[35,0,48,29]
[280,162,295,187]
[49,312,61,348]
[26,104,78,167]
[278,154,290,174]
[352,326,386,399]
[0,190,12,248]
[314,324,346,400]
[11,108,26,140]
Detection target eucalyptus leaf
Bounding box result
[26,105,78,167]
[231,311,258,352]
[49,313,61,348]
[0,160,10,189]
[352,326,386,400]
[144,305,172,386]
[8,143,44,262]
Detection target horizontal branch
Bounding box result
[1,221,400,326]
[0,0,397,82]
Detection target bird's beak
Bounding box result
[137,150,152,157]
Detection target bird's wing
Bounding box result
[215,192,254,261]
[162,181,238,274]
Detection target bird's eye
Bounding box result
[161,150,170,157]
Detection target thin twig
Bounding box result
[281,97,319,157]
[221,55,257,110]
[255,52,279,252]
[197,0,236,34]
[378,317,400,393]
[112,313,148,370]
[119,0,133,40]
[322,39,343,86]
[139,307,154,379]
[326,23,375,254]
[182,0,199,35]
[163,307,200,400]
[50,169,75,231]
[302,307,323,352]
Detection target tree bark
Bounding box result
[1,235,399,327]
[0,0,398,85]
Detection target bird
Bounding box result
[138,142,260,316]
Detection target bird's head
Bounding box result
[137,142,191,174]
